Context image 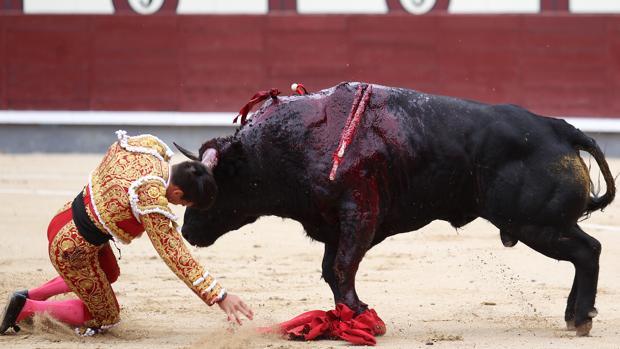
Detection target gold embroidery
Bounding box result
[127,136,171,161]
[89,138,168,243]
[49,219,120,327]
[134,179,174,218]
[147,186,160,198]
[142,213,224,305]
[82,188,108,234]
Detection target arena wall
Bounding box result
[0,11,619,117]
[1,1,619,153]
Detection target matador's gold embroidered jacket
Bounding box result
[83,130,226,305]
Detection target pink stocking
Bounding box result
[27,276,71,301]
[16,299,93,326]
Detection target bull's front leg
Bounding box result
[333,184,379,314]
[322,244,342,303]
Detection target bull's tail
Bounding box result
[572,131,616,214]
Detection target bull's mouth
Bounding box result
[181,228,215,247]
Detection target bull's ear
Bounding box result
[173,142,200,161]
[201,148,218,170]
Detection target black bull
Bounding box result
[176,82,615,336]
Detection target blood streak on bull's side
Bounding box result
[330,84,373,181]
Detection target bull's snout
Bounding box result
[181,225,216,247]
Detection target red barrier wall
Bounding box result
[0,14,619,117]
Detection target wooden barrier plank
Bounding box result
[0,17,6,109]
[6,19,90,109]
[0,14,618,117]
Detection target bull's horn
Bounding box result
[173,142,200,161]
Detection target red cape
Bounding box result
[260,304,386,346]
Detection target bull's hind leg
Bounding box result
[563,225,601,335]
[512,224,601,336]
[564,276,578,330]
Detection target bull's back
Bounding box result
[369,88,589,233]
[241,83,590,234]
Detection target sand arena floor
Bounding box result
[0,154,619,349]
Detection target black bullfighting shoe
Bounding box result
[0,292,27,335]
[13,290,28,299]
[500,231,518,247]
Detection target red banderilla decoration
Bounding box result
[329,84,373,181]
[233,88,280,126]
[291,82,308,95]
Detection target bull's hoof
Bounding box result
[566,320,576,331]
[575,321,592,337]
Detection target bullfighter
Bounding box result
[0,130,253,336]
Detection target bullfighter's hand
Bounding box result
[217,293,254,325]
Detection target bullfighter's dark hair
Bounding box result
[171,161,217,210]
